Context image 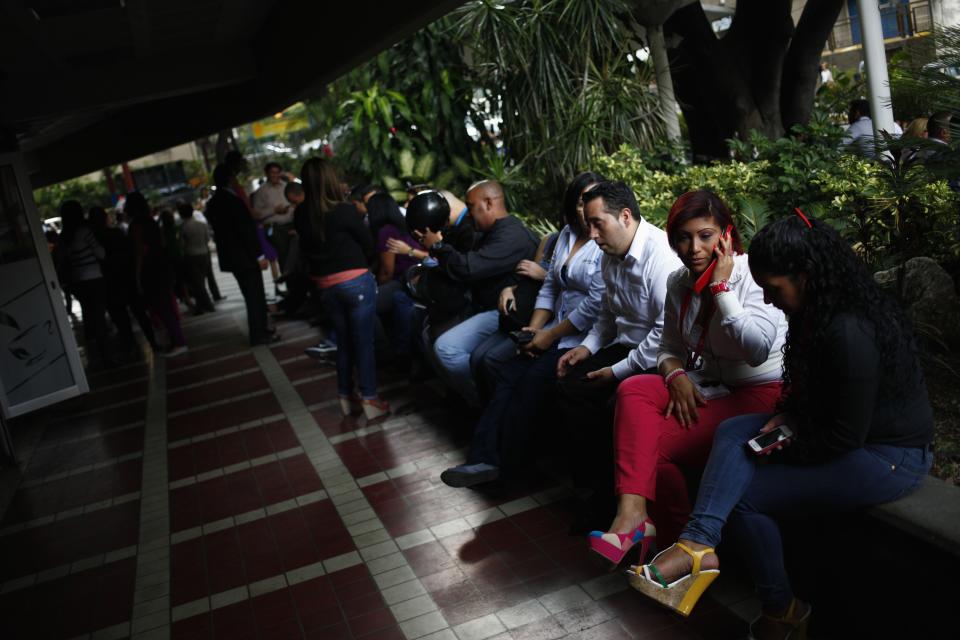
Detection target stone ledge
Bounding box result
[866,475,960,557]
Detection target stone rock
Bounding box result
[874,257,960,342]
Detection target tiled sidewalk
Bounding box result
[0,269,760,640]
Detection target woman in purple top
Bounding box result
[366,193,423,358]
[368,194,422,283]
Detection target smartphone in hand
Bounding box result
[746,425,794,455]
[509,330,535,345]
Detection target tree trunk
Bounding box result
[664,0,845,159]
[781,0,846,131]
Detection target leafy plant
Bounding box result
[450,0,665,203]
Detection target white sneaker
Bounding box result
[164,345,189,358]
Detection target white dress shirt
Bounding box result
[841,116,903,158]
[251,181,294,224]
[534,225,604,349]
[580,220,683,379]
[658,254,787,386]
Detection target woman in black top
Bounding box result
[296,157,388,422]
[626,213,934,639]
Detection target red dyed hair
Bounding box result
[665,190,743,253]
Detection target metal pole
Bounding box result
[648,24,682,142]
[856,0,897,137]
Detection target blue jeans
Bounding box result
[433,309,500,405]
[682,413,932,612]
[468,347,567,471]
[321,271,378,399]
[470,328,516,399]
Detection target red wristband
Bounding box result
[709,280,730,296]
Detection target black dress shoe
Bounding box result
[251,334,282,346]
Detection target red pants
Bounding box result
[613,374,782,545]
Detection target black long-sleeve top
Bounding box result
[785,313,933,462]
[430,215,538,312]
[295,202,375,277]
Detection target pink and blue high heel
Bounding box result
[589,519,656,567]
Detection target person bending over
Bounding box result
[555,181,682,532]
[589,190,787,566]
[439,172,606,487]
[628,213,933,640]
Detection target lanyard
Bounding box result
[678,290,716,370]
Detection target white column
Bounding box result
[856,0,896,136]
[648,24,682,142]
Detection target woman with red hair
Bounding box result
[589,190,787,565]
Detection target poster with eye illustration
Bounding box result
[0,156,87,421]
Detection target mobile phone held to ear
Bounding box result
[693,225,735,294]
[746,425,794,455]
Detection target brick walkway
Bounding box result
[0,268,760,640]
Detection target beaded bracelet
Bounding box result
[663,368,687,387]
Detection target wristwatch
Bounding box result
[407,248,415,257]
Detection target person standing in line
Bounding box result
[296,157,389,422]
[88,206,160,354]
[178,203,216,315]
[206,165,279,346]
[125,192,188,357]
[252,162,295,295]
[58,200,115,367]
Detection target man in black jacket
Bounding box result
[206,164,278,346]
[423,180,537,405]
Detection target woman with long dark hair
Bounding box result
[59,200,114,366]
[628,213,933,638]
[366,192,423,360]
[295,157,389,422]
[589,190,787,566]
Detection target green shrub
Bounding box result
[595,119,960,269]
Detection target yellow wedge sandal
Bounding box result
[626,542,719,617]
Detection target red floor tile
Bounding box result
[25,425,144,479]
[251,588,298,630]
[270,336,321,362]
[0,557,136,639]
[173,612,213,640]
[168,370,270,413]
[166,340,250,372]
[347,606,395,638]
[281,357,328,384]
[39,401,146,446]
[0,501,139,581]
[3,458,142,525]
[167,353,258,389]
[212,598,258,639]
[167,392,282,442]
[295,376,339,407]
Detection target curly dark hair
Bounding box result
[748,215,915,419]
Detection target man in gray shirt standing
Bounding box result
[178,203,217,314]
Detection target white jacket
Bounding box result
[657,254,787,386]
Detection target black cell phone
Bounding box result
[509,330,535,345]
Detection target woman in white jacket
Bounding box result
[589,191,787,565]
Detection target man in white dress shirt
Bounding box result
[841,98,902,159]
[555,180,682,531]
[251,162,295,273]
